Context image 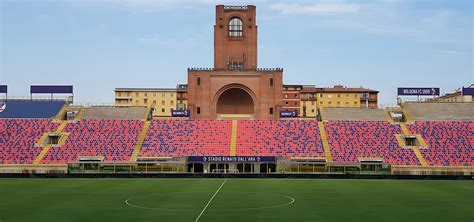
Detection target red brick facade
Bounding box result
[187,5,283,120]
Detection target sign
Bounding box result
[462,87,474,96]
[171,110,190,117]
[397,87,439,96]
[188,156,276,163]
[0,85,6,93]
[31,85,73,94]
[0,102,5,113]
[280,110,298,118]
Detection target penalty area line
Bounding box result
[195,178,228,222]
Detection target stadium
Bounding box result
[0,4,473,222]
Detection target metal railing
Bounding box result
[187,67,284,72]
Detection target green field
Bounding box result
[0,178,472,222]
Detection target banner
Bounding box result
[397,87,439,96]
[0,102,5,113]
[462,87,474,96]
[171,110,190,117]
[0,85,7,93]
[188,156,276,163]
[280,110,298,118]
[31,85,73,94]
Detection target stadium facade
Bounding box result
[0,5,472,177]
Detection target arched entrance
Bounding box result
[216,88,254,114]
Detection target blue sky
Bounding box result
[1,0,472,105]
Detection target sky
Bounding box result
[0,0,472,106]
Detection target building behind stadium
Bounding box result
[114,5,379,120]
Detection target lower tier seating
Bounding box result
[236,120,325,157]
[0,119,59,164]
[408,121,472,166]
[41,120,143,163]
[325,121,420,165]
[139,120,232,157]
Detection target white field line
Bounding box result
[195,178,227,222]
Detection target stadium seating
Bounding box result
[236,120,325,157]
[139,120,232,157]
[321,108,388,121]
[0,119,59,164]
[324,121,420,165]
[41,120,143,163]
[402,103,474,121]
[81,107,148,120]
[0,100,64,118]
[407,121,472,166]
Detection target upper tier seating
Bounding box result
[402,103,474,121]
[0,119,59,164]
[236,120,325,157]
[324,121,420,165]
[321,108,387,121]
[82,107,148,120]
[139,120,231,157]
[407,121,472,166]
[0,100,64,118]
[41,120,143,164]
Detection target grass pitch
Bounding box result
[0,178,472,222]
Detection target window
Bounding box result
[294,94,298,98]
[311,109,315,113]
[337,94,340,98]
[346,94,349,98]
[285,94,288,98]
[161,108,165,113]
[135,93,139,97]
[319,94,323,98]
[229,61,244,70]
[270,78,274,86]
[328,94,333,98]
[162,93,165,98]
[197,107,201,114]
[294,102,297,106]
[328,101,332,105]
[170,101,174,105]
[320,101,323,105]
[162,101,165,105]
[144,93,147,97]
[197,77,201,86]
[171,93,174,97]
[229,18,243,37]
[269,107,274,115]
[153,93,156,97]
[285,102,289,105]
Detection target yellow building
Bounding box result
[299,85,379,118]
[427,85,473,103]
[299,86,318,118]
[115,87,188,117]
